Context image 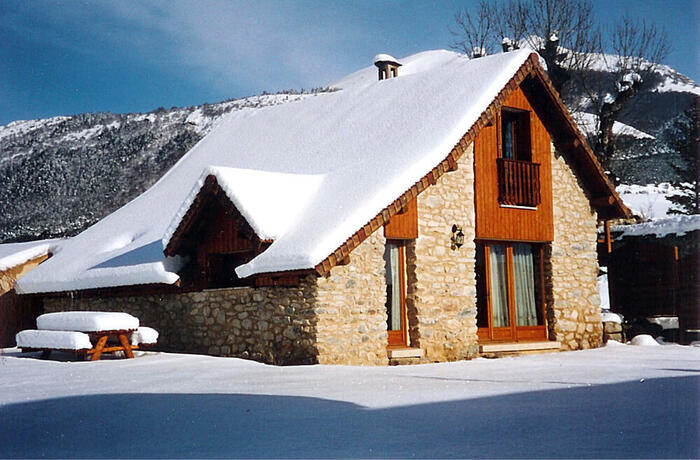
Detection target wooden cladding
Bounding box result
[497,158,541,207]
[474,86,553,242]
[384,197,418,240]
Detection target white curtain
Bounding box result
[513,243,538,326]
[489,245,510,327]
[384,243,402,331]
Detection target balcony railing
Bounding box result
[497,158,541,207]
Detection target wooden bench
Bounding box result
[17,312,158,361]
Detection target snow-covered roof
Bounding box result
[163,166,325,245]
[612,215,700,240]
[0,238,62,272]
[17,49,547,293]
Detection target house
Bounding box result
[0,239,59,347]
[16,50,629,364]
[601,215,700,343]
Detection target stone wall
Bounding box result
[548,147,603,350]
[315,232,389,365]
[411,144,479,361]
[44,276,320,365]
[43,232,391,366]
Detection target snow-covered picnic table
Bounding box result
[16,311,158,360]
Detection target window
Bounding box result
[498,108,540,207]
[501,109,531,161]
[476,242,547,342]
[384,241,407,346]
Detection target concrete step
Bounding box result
[387,347,424,359]
[479,341,561,355]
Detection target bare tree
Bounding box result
[450,0,670,182]
[583,17,670,177]
[452,0,599,93]
[451,0,494,58]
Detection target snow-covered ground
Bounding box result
[0,344,697,458]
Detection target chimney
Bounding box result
[374,54,402,80]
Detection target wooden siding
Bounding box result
[384,198,418,240]
[199,202,256,255]
[608,236,699,335]
[474,86,554,242]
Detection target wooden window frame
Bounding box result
[476,241,547,343]
[500,108,532,162]
[386,240,408,347]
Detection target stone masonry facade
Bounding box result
[45,277,321,364]
[44,140,603,364]
[410,144,479,362]
[548,147,603,350]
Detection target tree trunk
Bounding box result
[540,38,570,95]
[595,80,641,183]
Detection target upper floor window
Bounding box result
[498,108,540,207]
[501,108,531,161]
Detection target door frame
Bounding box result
[386,240,408,347]
[477,241,547,342]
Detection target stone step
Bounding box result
[387,347,424,359]
[479,341,561,354]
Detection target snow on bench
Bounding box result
[18,312,158,360]
[16,329,92,351]
[131,327,159,346]
[37,311,139,333]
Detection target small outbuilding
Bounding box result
[602,215,700,343]
[0,240,59,347]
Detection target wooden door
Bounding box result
[476,242,547,342]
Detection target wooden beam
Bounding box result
[591,195,615,208]
[604,220,612,254]
[558,138,581,151]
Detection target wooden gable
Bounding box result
[474,85,554,242]
[164,175,269,289]
[164,175,263,258]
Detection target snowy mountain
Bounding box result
[0,91,326,243]
[562,54,699,186]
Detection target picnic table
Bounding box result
[16,311,158,361]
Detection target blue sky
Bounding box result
[1,0,698,126]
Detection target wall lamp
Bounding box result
[451,224,464,250]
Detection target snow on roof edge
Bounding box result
[15,256,182,294]
[162,166,327,252]
[612,214,700,239]
[0,239,61,272]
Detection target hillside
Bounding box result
[0,92,319,242]
[0,52,697,243]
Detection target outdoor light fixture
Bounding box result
[451,224,464,250]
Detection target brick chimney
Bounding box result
[374,54,402,80]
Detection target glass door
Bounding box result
[384,241,407,347]
[476,242,546,342]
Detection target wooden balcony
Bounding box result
[497,158,541,207]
